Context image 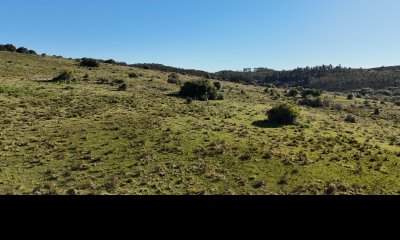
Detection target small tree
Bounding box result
[267,103,300,125]
[80,58,100,68]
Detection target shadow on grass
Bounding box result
[252,120,285,129]
[166,92,181,98]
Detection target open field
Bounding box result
[1,51,400,195]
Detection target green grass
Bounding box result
[1,51,400,195]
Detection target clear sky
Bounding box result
[1,0,399,72]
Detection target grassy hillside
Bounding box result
[1,51,400,195]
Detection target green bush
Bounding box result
[128,73,139,78]
[52,70,74,82]
[287,89,300,97]
[345,114,356,123]
[179,79,219,101]
[16,47,29,54]
[167,73,180,83]
[80,58,100,68]
[267,103,300,125]
[332,103,344,111]
[0,44,17,52]
[167,73,181,85]
[105,59,116,64]
[301,89,322,98]
[28,50,37,55]
[213,81,222,90]
[347,94,355,100]
[118,83,128,91]
[299,97,330,108]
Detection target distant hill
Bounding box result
[130,63,215,79]
[2,42,399,91]
[216,65,400,91]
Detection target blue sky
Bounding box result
[1,0,399,72]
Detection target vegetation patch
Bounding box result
[179,79,223,101]
[267,103,300,125]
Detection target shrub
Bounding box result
[332,103,344,111]
[267,103,300,125]
[374,108,381,115]
[52,70,74,82]
[287,89,300,97]
[167,73,181,85]
[301,89,322,98]
[16,47,29,54]
[167,76,181,85]
[395,101,400,106]
[347,94,355,100]
[179,79,219,101]
[112,79,125,85]
[118,83,128,91]
[0,44,17,52]
[105,59,116,64]
[213,81,222,90]
[299,97,330,108]
[128,73,138,78]
[28,50,37,55]
[345,114,356,123]
[80,58,100,68]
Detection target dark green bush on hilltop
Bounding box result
[179,79,223,101]
[80,58,100,68]
[267,103,299,125]
[105,59,116,64]
[16,47,29,54]
[0,44,17,52]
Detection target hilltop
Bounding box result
[1,51,400,195]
